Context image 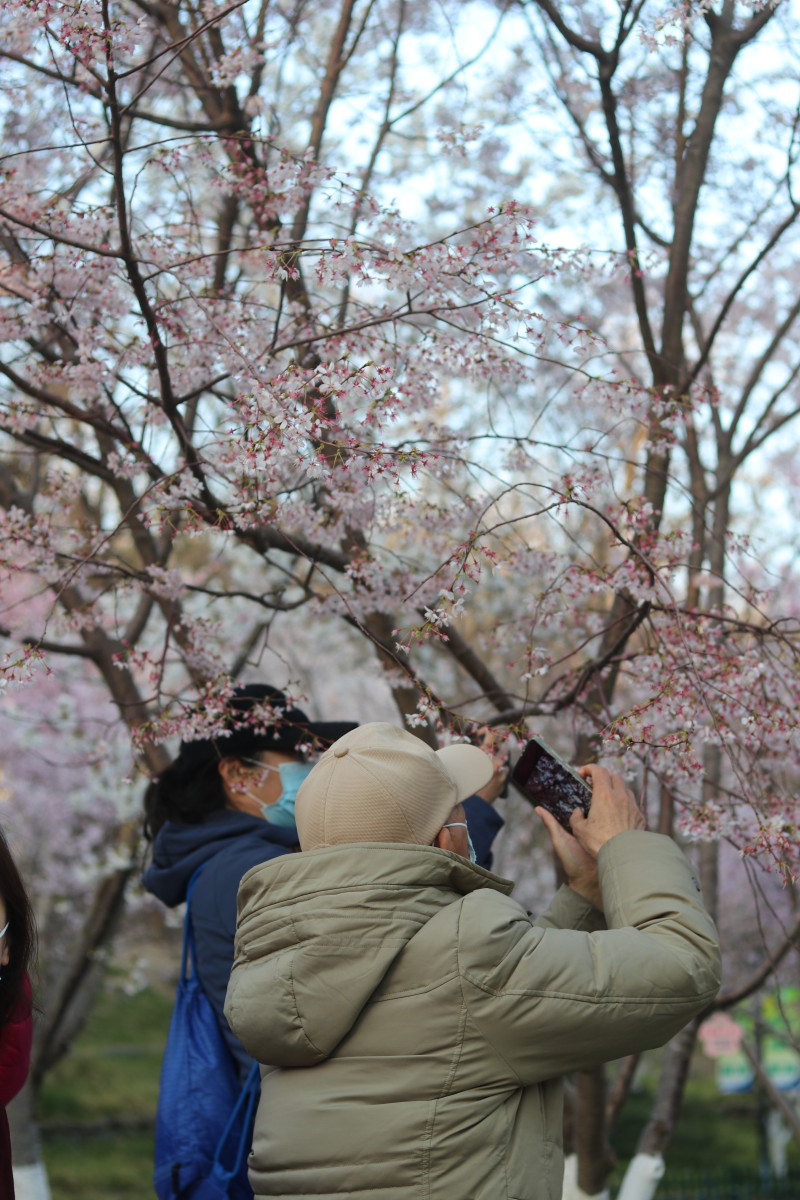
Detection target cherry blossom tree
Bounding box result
[1,0,799,1195]
[0,665,140,1193]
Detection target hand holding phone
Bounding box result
[470,726,509,804]
[564,763,646,858]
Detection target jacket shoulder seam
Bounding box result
[462,973,720,1008]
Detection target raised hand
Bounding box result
[536,764,645,910]
[569,765,645,858]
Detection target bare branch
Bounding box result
[714,914,800,1010]
[528,0,605,58]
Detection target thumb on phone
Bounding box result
[572,764,645,856]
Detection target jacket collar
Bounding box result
[239,840,515,906]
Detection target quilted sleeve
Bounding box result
[457,831,720,1085]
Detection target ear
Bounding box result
[1,941,8,967]
[218,757,247,797]
[434,827,454,852]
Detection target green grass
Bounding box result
[42,1132,156,1200]
[38,985,172,1198]
[608,1061,800,1191]
[37,985,798,1197]
[612,1076,761,1173]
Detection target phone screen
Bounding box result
[511,738,591,830]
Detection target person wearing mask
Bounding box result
[144,686,506,1200]
[143,685,506,1074]
[225,722,721,1200]
[0,828,36,1200]
[142,684,358,1074]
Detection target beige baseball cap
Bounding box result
[295,722,494,850]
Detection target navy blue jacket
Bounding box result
[462,793,504,872]
[143,810,299,1073]
[143,798,503,1073]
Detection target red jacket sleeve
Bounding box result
[0,975,33,1107]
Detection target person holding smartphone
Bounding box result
[225,722,720,1200]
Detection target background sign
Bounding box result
[700,990,800,1095]
[700,1012,754,1094]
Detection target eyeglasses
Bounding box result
[239,757,281,776]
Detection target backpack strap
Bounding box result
[180,862,209,984]
[210,1061,261,1187]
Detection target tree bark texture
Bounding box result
[635,1018,700,1157]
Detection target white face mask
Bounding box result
[441,822,477,864]
[0,922,7,938]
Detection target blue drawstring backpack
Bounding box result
[154,865,260,1199]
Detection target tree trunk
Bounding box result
[616,472,730,1194]
[606,1055,640,1140]
[613,1019,698,1198]
[740,1039,800,1145]
[31,862,135,1086]
[633,1018,700,1158]
[574,1068,615,1195]
[7,1081,51,1200]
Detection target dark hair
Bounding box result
[143,758,228,841]
[143,684,358,840]
[0,827,37,1028]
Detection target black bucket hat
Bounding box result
[175,684,358,779]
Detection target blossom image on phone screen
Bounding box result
[512,739,591,831]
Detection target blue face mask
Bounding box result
[258,761,314,827]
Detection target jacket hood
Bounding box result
[225,843,513,1068]
[142,809,299,907]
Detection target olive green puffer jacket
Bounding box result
[225,831,720,1200]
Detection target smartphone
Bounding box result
[511,736,591,830]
